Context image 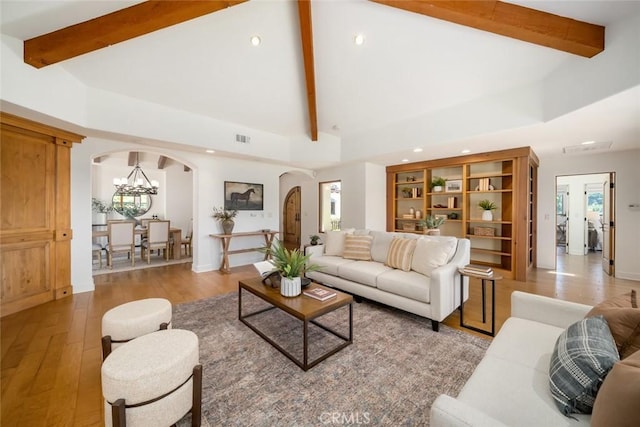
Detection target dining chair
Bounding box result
[141,220,170,264]
[181,231,193,257]
[107,221,136,268]
[92,243,104,269]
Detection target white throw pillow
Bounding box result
[323,229,354,256]
[411,236,458,277]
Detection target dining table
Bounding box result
[92,227,183,260]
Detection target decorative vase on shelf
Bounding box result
[482,210,493,221]
[280,276,302,297]
[222,219,235,235]
[425,228,441,236]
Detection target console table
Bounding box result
[210,230,279,274]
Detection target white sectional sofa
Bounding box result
[304,229,470,331]
[430,291,594,427]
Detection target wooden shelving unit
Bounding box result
[386,147,539,281]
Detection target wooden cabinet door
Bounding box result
[1,124,57,315]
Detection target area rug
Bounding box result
[174,291,490,426]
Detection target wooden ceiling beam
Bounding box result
[297,0,319,142]
[370,0,604,58]
[157,155,168,170]
[128,152,137,167]
[24,0,248,68]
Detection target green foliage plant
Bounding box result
[419,215,445,229]
[91,198,113,213]
[309,234,321,244]
[478,199,497,211]
[431,176,446,189]
[261,241,321,279]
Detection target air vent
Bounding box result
[563,141,612,154]
[235,134,251,144]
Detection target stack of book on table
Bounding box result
[303,287,337,301]
[462,264,494,277]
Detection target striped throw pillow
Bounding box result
[343,235,373,261]
[385,237,417,272]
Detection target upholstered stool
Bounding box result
[102,329,202,427]
[101,298,172,360]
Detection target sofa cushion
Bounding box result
[458,355,591,427]
[370,231,401,263]
[377,269,431,303]
[591,350,640,427]
[310,255,355,276]
[586,290,640,359]
[323,229,353,256]
[549,315,619,416]
[486,317,566,371]
[343,235,373,261]
[410,236,458,277]
[337,261,392,288]
[385,238,416,272]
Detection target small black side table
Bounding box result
[458,269,502,337]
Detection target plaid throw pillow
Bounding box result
[549,315,619,416]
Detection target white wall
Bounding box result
[556,174,608,256]
[538,149,640,281]
[71,137,312,293]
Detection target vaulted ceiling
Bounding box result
[1,1,639,168]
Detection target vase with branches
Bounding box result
[212,207,238,234]
[419,215,445,235]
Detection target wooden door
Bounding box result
[283,187,301,250]
[1,114,82,317]
[602,174,615,276]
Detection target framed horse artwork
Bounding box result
[224,181,264,210]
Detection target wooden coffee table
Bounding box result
[238,277,353,371]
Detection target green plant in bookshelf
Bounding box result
[431,176,446,192]
[478,200,497,211]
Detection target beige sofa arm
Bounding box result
[430,395,509,427]
[304,244,324,258]
[511,291,592,329]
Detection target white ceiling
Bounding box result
[1,0,639,167]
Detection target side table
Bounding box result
[458,269,502,337]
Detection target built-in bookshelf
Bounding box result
[386,147,539,281]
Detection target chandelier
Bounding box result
[113,160,159,196]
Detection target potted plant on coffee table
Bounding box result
[419,215,445,235]
[262,241,321,297]
[212,207,238,234]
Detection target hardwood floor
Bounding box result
[1,253,638,426]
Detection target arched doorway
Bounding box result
[282,186,301,250]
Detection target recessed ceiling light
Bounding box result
[401,158,409,163]
[413,148,423,153]
[461,149,471,154]
[206,150,215,154]
[581,140,596,145]
[354,34,365,45]
[250,35,261,46]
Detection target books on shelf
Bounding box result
[462,264,493,276]
[303,287,337,301]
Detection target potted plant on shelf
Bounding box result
[431,176,446,192]
[212,207,238,234]
[262,241,321,297]
[419,215,445,235]
[309,234,321,246]
[478,199,497,221]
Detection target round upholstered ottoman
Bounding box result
[101,298,172,359]
[102,329,202,427]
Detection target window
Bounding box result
[319,180,341,232]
